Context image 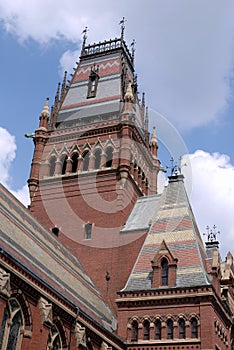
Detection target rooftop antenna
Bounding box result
[119,17,126,42]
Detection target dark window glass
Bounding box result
[191,318,198,338]
[179,319,186,339]
[155,320,161,340]
[82,151,90,171]
[94,149,102,169]
[131,321,138,341]
[50,157,56,176]
[105,148,113,167]
[85,223,92,239]
[143,320,150,340]
[61,155,68,175]
[167,319,173,339]
[161,258,169,286]
[71,153,79,173]
[6,311,21,350]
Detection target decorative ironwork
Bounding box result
[203,225,220,242]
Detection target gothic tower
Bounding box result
[28,27,160,311]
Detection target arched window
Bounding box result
[46,324,62,350]
[155,319,161,340]
[82,151,90,171]
[49,156,56,176]
[179,318,186,339]
[161,258,169,286]
[143,320,150,340]
[71,153,79,173]
[131,320,138,341]
[94,149,102,169]
[191,318,198,338]
[61,155,68,175]
[0,298,24,350]
[105,147,113,167]
[167,319,173,339]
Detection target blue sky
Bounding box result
[0,0,234,257]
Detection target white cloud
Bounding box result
[0,1,234,130]
[0,127,29,206]
[0,127,16,185]
[183,150,234,258]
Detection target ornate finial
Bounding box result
[119,17,126,42]
[144,106,149,131]
[203,225,220,242]
[150,126,158,146]
[130,39,136,65]
[124,81,134,102]
[40,98,50,119]
[60,71,67,103]
[82,26,88,52]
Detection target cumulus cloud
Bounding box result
[0,127,16,185]
[0,1,234,130]
[183,150,234,258]
[0,127,29,206]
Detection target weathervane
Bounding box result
[203,225,220,242]
[119,17,126,41]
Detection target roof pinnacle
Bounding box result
[40,98,50,119]
[150,126,158,146]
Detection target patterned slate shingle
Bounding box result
[122,175,210,291]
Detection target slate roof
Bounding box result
[122,174,210,291]
[0,183,116,331]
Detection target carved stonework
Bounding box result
[38,297,53,324]
[74,321,86,347]
[101,341,112,350]
[0,268,11,297]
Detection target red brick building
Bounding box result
[0,27,234,349]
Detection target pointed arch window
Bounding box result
[105,147,113,167]
[71,153,79,173]
[155,319,161,340]
[191,318,198,338]
[49,156,56,176]
[161,258,169,286]
[82,151,90,171]
[0,298,24,350]
[131,320,138,341]
[94,149,102,169]
[61,155,68,175]
[179,318,186,339]
[167,319,173,339]
[46,324,62,350]
[143,320,150,340]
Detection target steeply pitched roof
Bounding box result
[122,174,210,291]
[0,183,116,331]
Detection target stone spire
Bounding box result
[39,98,50,130]
[149,126,158,156]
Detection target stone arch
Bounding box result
[94,148,102,169]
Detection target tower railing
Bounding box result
[81,38,133,67]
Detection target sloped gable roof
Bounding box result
[0,183,116,331]
[122,174,210,291]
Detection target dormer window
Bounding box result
[161,258,169,286]
[84,223,92,239]
[87,65,99,98]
